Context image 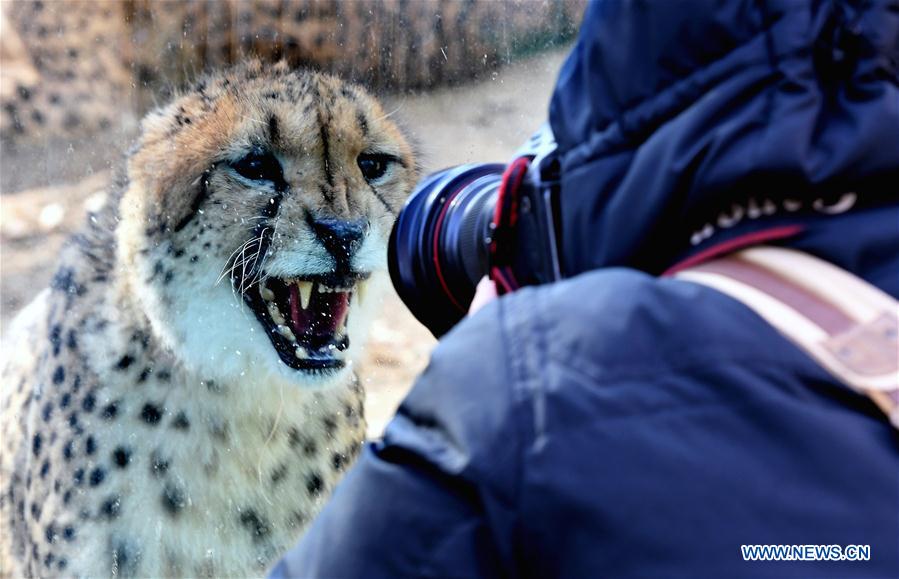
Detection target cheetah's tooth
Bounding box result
[356,280,368,307]
[260,286,275,301]
[297,281,313,310]
[294,346,308,360]
[268,305,286,325]
[278,325,296,341]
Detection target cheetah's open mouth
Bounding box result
[242,273,369,373]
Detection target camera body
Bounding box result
[388,125,564,336]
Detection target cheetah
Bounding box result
[0,60,417,577]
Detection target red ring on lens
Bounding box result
[431,184,471,312]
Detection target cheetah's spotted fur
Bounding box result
[0,60,417,577]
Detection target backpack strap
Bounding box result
[675,246,898,428]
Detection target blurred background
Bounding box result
[0,0,583,436]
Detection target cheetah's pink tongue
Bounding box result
[288,282,350,348]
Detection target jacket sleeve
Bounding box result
[268,297,528,578]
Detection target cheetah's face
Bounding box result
[215,145,402,377]
[121,63,417,384]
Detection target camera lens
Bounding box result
[388,164,505,337]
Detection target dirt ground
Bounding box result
[0,48,569,437]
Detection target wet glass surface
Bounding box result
[0,0,582,430]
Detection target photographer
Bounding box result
[271,0,898,577]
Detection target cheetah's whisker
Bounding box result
[375,100,405,122]
[218,231,267,287]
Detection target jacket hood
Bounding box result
[549,0,899,276]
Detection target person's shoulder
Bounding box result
[380,266,799,491]
[502,267,795,376]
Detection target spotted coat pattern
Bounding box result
[0,61,417,578]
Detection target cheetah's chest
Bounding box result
[6,339,365,578]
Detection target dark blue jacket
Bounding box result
[272,1,899,577]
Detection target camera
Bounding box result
[388,125,563,337]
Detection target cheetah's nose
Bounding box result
[309,217,367,267]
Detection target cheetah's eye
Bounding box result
[230,148,283,183]
[357,153,399,183]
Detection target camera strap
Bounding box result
[675,246,899,429]
[489,157,532,294]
